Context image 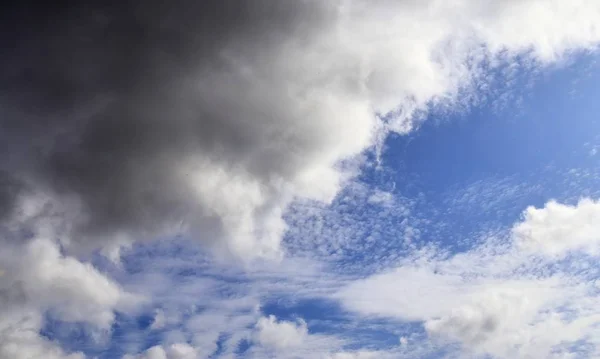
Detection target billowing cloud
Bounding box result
[326,352,379,359]
[123,343,197,359]
[1,0,599,261]
[0,314,85,359]
[0,237,135,359]
[514,198,600,257]
[254,315,308,350]
[0,191,137,359]
[336,198,600,358]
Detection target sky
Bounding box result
[2,1,600,358]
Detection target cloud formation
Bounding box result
[254,315,308,350]
[0,237,135,359]
[2,1,600,358]
[514,198,600,257]
[336,198,600,358]
[1,0,600,261]
[123,343,197,359]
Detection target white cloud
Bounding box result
[166,344,197,359]
[110,194,600,359]
[0,238,135,359]
[0,312,85,359]
[514,198,600,257]
[367,190,395,207]
[0,194,138,359]
[7,239,133,327]
[326,351,379,359]
[190,0,600,259]
[116,242,352,358]
[254,315,308,350]
[335,198,600,358]
[3,0,600,262]
[123,346,168,359]
[123,343,199,359]
[151,310,166,330]
[424,285,565,357]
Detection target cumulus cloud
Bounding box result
[123,343,197,359]
[1,0,599,261]
[424,286,561,356]
[514,198,600,257]
[0,315,85,359]
[326,351,379,359]
[150,310,166,330]
[336,198,600,358]
[0,191,137,359]
[254,315,308,350]
[0,237,134,359]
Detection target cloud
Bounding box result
[0,192,138,359]
[150,310,166,330]
[335,198,600,358]
[0,314,85,359]
[326,351,379,359]
[514,198,600,257]
[0,238,135,359]
[114,240,341,358]
[77,195,600,358]
[2,239,134,326]
[123,343,197,359]
[254,315,308,350]
[423,286,563,356]
[1,0,599,262]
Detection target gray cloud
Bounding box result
[0,1,353,256]
[2,0,600,259]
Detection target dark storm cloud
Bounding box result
[0,0,341,252]
[0,172,23,221]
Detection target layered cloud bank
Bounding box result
[1,0,600,358]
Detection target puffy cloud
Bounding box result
[0,314,85,359]
[513,198,600,257]
[335,198,600,358]
[0,194,137,359]
[166,344,197,359]
[1,239,133,327]
[254,315,308,350]
[123,346,167,359]
[326,351,385,359]
[150,310,166,330]
[1,0,599,261]
[123,343,197,359]
[0,308,87,359]
[424,285,564,356]
[0,238,133,359]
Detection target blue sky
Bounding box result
[4,2,600,359]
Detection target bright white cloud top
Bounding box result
[1,0,600,358]
[337,198,600,357]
